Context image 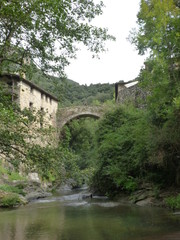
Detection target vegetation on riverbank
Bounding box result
[165,194,180,210]
[90,105,180,199]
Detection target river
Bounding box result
[0,189,180,240]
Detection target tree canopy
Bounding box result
[131,0,180,59]
[129,0,180,118]
[0,0,114,76]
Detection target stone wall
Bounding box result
[18,80,58,127]
[0,74,58,127]
[115,82,147,107]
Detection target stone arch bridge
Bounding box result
[57,105,105,129]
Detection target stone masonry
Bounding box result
[115,80,147,107]
[0,74,58,127]
[57,105,104,129]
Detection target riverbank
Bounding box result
[0,179,52,208]
[112,185,180,211]
[0,169,53,208]
[0,170,180,211]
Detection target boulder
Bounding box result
[136,197,154,206]
[81,193,93,199]
[28,173,40,183]
[25,190,52,201]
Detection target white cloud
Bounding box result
[65,0,146,85]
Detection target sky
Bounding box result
[65,0,146,86]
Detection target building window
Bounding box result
[41,93,44,99]
[29,102,33,109]
[50,98,52,104]
[41,107,44,112]
[30,87,33,93]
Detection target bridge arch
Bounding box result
[58,112,101,129]
[57,106,104,129]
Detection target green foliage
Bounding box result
[0,0,114,76]
[130,0,180,57]
[0,194,21,208]
[91,101,180,195]
[128,0,180,187]
[0,82,41,169]
[92,106,152,195]
[0,185,25,196]
[25,143,85,186]
[0,84,57,182]
[165,194,180,210]
[8,172,26,181]
[60,117,99,185]
[0,163,7,176]
[61,118,98,170]
[29,69,115,107]
[0,161,26,182]
[91,102,180,195]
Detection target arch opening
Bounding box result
[58,112,101,130]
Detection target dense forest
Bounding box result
[28,68,114,107]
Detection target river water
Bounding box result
[0,189,180,240]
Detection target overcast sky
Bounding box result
[65,0,146,85]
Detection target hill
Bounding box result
[29,69,114,107]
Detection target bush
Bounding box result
[8,172,26,181]
[0,184,25,196]
[165,194,180,210]
[0,194,21,208]
[92,106,151,195]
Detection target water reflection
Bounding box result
[0,202,65,240]
[0,193,180,240]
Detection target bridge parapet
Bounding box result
[57,105,105,129]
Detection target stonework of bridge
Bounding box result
[57,105,105,129]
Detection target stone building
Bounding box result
[115,80,147,107]
[0,73,58,127]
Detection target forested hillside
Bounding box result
[28,68,114,107]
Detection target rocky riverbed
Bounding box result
[0,171,179,211]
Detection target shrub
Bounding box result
[8,172,26,181]
[0,184,25,196]
[92,106,151,195]
[165,194,180,210]
[0,194,21,208]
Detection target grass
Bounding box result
[0,184,25,196]
[0,164,8,176]
[0,160,27,181]
[8,172,27,181]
